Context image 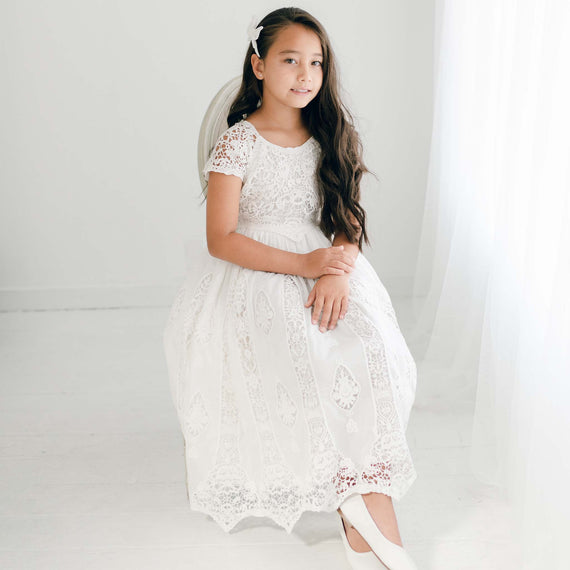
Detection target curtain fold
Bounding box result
[411,0,570,567]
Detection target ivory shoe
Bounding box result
[338,494,419,570]
[337,512,389,569]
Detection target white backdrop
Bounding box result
[0,0,434,310]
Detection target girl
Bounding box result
[163,7,419,570]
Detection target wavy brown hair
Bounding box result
[225,7,375,251]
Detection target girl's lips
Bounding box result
[291,89,311,94]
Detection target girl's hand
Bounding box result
[304,274,350,332]
[300,246,356,279]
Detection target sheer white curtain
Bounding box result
[410,0,570,567]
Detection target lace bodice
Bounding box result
[202,120,322,227]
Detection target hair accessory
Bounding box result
[247,15,264,58]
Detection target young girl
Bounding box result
[163,7,419,570]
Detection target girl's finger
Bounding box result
[343,255,356,266]
[328,262,352,274]
[312,297,324,324]
[326,266,345,275]
[305,288,315,307]
[333,260,352,271]
[339,297,348,319]
[328,298,342,329]
[319,299,334,332]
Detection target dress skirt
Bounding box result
[163,220,418,533]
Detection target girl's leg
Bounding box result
[337,492,404,551]
[362,492,404,546]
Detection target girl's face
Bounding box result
[253,24,324,111]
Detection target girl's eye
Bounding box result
[284,58,322,67]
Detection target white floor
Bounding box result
[0,302,523,569]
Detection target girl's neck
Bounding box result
[248,102,305,132]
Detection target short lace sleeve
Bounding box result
[202,122,254,183]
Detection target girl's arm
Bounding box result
[332,231,360,260]
[206,172,355,278]
[331,211,361,258]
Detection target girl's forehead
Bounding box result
[270,24,323,54]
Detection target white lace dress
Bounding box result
[163,119,418,534]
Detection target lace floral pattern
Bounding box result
[276,382,298,428]
[185,392,209,437]
[202,124,255,182]
[283,275,322,411]
[203,120,322,228]
[254,289,274,335]
[342,300,417,487]
[193,269,304,528]
[350,277,403,334]
[191,283,258,519]
[172,272,213,412]
[331,364,361,411]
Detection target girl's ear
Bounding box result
[251,54,264,80]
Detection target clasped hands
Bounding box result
[300,245,356,333]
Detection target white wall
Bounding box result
[0,0,433,310]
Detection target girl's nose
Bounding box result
[298,66,311,82]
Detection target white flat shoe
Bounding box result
[337,512,389,569]
[338,494,419,570]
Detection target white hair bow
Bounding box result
[247,15,264,58]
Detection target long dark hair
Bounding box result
[227,7,375,251]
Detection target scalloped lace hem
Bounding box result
[186,471,418,534]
